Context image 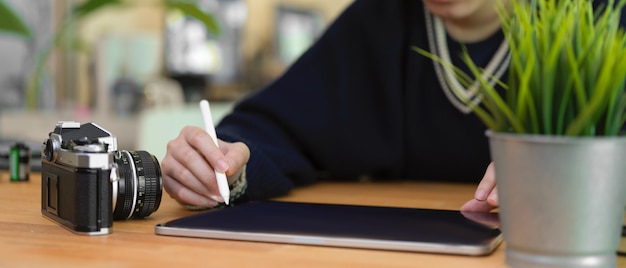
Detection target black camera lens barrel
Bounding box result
[112,150,162,220]
[113,152,134,219]
[135,151,163,217]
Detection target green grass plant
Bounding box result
[415,0,626,136]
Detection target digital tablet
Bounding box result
[155,201,502,256]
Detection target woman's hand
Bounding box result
[460,162,498,212]
[161,126,250,208]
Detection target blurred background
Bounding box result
[0,0,352,166]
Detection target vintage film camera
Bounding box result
[41,121,162,235]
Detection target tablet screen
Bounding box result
[155,201,502,255]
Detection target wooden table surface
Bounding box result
[0,172,623,267]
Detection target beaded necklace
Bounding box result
[424,9,511,114]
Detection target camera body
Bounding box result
[41,121,162,235]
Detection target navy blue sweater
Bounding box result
[216,0,626,200]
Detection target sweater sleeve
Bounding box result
[216,0,413,200]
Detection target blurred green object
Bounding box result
[166,0,221,36]
[73,0,125,18]
[70,0,220,35]
[23,0,221,109]
[0,0,32,39]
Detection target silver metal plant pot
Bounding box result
[487,131,626,268]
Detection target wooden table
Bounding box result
[0,172,623,267]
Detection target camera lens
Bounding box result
[112,150,162,220]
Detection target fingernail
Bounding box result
[487,191,498,203]
[216,159,229,172]
[475,188,488,201]
[208,194,225,203]
[202,200,218,208]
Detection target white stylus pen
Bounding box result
[199,99,230,205]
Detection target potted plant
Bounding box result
[416,0,626,267]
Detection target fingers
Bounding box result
[461,162,499,212]
[219,140,250,178]
[460,198,498,212]
[166,127,221,195]
[162,151,218,200]
[474,162,496,201]
[486,188,498,207]
[460,210,500,228]
[162,168,219,208]
[162,126,250,207]
[182,126,230,173]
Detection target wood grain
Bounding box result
[0,172,622,267]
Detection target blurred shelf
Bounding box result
[0,101,235,162]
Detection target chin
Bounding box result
[423,0,470,19]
